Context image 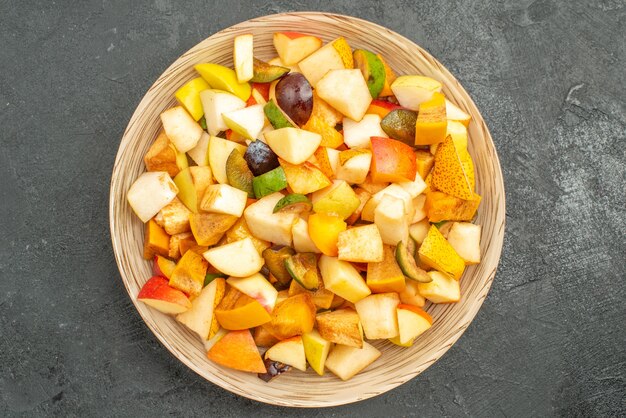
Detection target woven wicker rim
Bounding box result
[109,12,506,407]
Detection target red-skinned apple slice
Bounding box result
[137,276,191,314]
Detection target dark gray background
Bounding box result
[1,0,624,416]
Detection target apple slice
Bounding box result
[445,98,471,126]
[319,255,371,303]
[279,158,331,194]
[337,224,384,263]
[175,77,210,121]
[264,127,322,165]
[187,132,210,167]
[335,149,372,185]
[397,304,433,344]
[409,218,430,245]
[265,336,307,372]
[390,75,442,111]
[292,217,321,253]
[343,114,388,149]
[302,330,332,375]
[399,280,426,308]
[127,172,178,222]
[374,194,409,246]
[316,69,372,121]
[311,180,361,220]
[361,183,413,222]
[199,90,246,136]
[354,293,400,339]
[222,104,265,140]
[273,32,322,65]
[325,342,381,381]
[203,238,264,277]
[417,270,461,303]
[227,273,278,312]
[244,192,298,246]
[160,106,203,153]
[206,329,266,373]
[200,184,248,217]
[316,308,363,348]
[195,63,251,101]
[446,222,481,265]
[137,276,191,314]
[298,37,353,87]
[144,131,188,177]
[208,136,247,185]
[176,278,226,340]
[233,34,253,83]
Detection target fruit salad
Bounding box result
[128,31,482,381]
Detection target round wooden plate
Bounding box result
[109,12,505,407]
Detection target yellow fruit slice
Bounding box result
[175,77,210,121]
[303,115,344,148]
[460,150,475,191]
[339,148,370,165]
[425,191,481,222]
[432,135,474,200]
[414,92,447,145]
[376,53,397,97]
[418,226,465,280]
[332,37,354,69]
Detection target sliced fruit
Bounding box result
[222,104,265,140]
[414,91,447,145]
[208,136,247,185]
[325,342,381,381]
[308,214,346,257]
[399,280,426,307]
[160,106,204,153]
[370,136,417,183]
[189,212,238,246]
[265,336,307,371]
[345,187,372,225]
[176,277,226,340]
[167,231,193,260]
[390,75,442,111]
[417,270,461,303]
[366,99,401,119]
[224,148,254,197]
[262,245,296,286]
[153,255,176,279]
[288,279,334,309]
[187,132,210,167]
[446,222,481,265]
[366,245,406,293]
[273,193,312,214]
[144,131,187,177]
[418,225,465,280]
[411,195,427,224]
[316,308,363,348]
[311,180,361,220]
[195,63,251,101]
[206,329,266,373]
[361,183,413,223]
[279,159,331,194]
[264,127,322,165]
[233,34,253,83]
[311,90,343,127]
[291,218,320,254]
[203,238,264,277]
[264,99,295,129]
[298,37,353,87]
[302,115,344,149]
[252,166,288,198]
[244,193,298,246]
[381,109,418,146]
[425,191,481,222]
[199,89,246,136]
[336,224,384,263]
[227,273,278,312]
[254,326,280,348]
[284,252,320,290]
[302,330,332,375]
[376,53,397,97]
[199,184,248,217]
[137,276,191,314]
[316,69,372,121]
[353,49,385,98]
[128,172,178,223]
[244,139,280,176]
[263,293,317,340]
[215,287,271,329]
[155,197,191,235]
[221,217,270,255]
[446,98,471,126]
[169,250,208,296]
[251,58,290,83]
[395,240,431,283]
[375,194,409,246]
[431,135,473,200]
[273,32,323,65]
[335,149,372,185]
[354,292,400,339]
[409,218,431,245]
[397,304,433,344]
[275,73,313,126]
[415,149,435,180]
[319,255,371,303]
[343,114,387,149]
[173,166,212,213]
[175,77,210,120]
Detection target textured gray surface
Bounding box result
[1,0,625,416]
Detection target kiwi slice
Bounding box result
[226,149,255,198]
[353,49,386,99]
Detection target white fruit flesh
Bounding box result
[199,89,246,136]
[316,69,372,121]
[409,219,430,245]
[446,222,481,265]
[234,34,254,83]
[354,293,400,339]
[273,33,322,65]
[374,194,409,246]
[243,193,297,246]
[391,75,442,111]
[417,271,461,303]
[139,298,189,315]
[325,342,381,381]
[203,238,264,277]
[127,171,178,222]
[176,279,220,340]
[298,42,346,87]
[343,114,387,149]
[319,255,371,303]
[200,184,248,217]
[292,218,321,253]
[264,128,322,165]
[222,104,265,140]
[160,106,204,153]
[399,280,426,308]
[335,152,372,185]
[187,132,210,166]
[265,337,307,371]
[445,98,471,125]
[227,273,278,311]
[207,136,247,185]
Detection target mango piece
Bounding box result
[303,115,344,149]
[432,135,474,200]
[414,92,447,145]
[143,219,170,260]
[308,213,347,257]
[189,213,238,246]
[262,293,317,340]
[418,226,465,280]
[214,287,271,330]
[415,150,435,180]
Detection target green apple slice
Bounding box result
[302,330,332,376]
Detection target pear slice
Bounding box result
[302,330,332,375]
